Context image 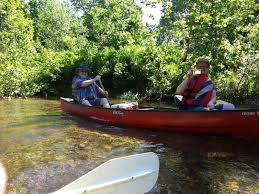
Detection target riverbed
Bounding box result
[0,99,258,193]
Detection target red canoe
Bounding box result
[61,98,259,137]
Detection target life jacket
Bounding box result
[183,74,214,107]
[72,76,99,102]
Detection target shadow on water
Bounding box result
[0,99,258,194]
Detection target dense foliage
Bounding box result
[158,0,259,102]
[0,0,258,103]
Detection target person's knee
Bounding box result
[100,98,110,108]
[100,98,108,103]
[222,103,235,110]
[215,102,235,110]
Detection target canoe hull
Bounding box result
[61,98,259,137]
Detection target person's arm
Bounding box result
[175,70,193,95]
[207,89,216,109]
[98,86,108,97]
[81,75,101,87]
[176,79,189,95]
[72,77,81,89]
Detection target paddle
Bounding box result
[0,162,7,194]
[98,79,109,98]
[51,152,159,194]
[98,79,105,91]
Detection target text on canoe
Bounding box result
[241,112,259,116]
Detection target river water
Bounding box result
[0,99,258,193]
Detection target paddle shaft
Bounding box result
[99,79,105,91]
[98,79,108,98]
[67,171,155,194]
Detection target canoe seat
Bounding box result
[139,108,155,110]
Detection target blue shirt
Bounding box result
[72,75,99,102]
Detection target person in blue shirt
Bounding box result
[72,64,110,108]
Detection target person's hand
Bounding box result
[104,91,109,98]
[187,69,193,79]
[207,101,215,109]
[204,107,211,111]
[94,75,101,81]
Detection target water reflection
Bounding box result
[0,99,258,193]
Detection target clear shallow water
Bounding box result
[0,99,258,193]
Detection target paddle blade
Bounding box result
[52,152,159,194]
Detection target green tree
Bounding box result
[78,0,158,95]
[0,0,86,97]
[27,0,76,50]
[158,0,259,102]
[24,0,88,96]
[0,0,39,96]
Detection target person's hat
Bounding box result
[196,58,210,66]
[79,64,91,74]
